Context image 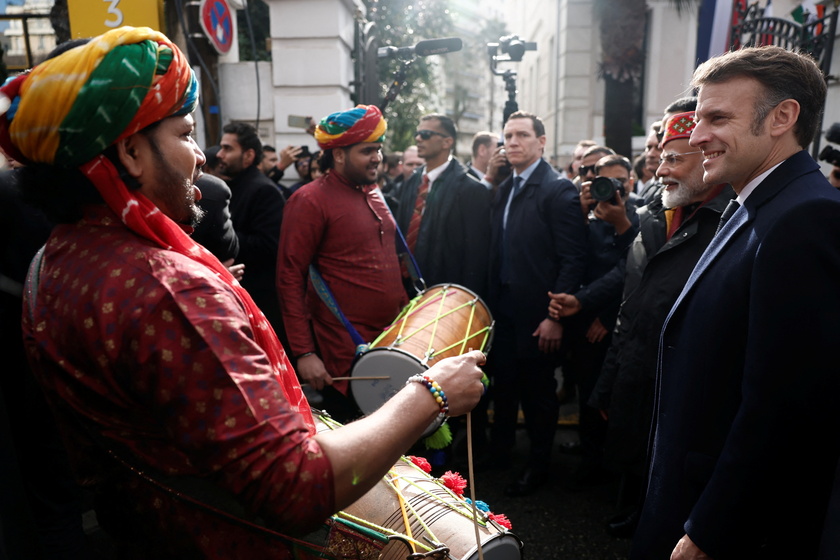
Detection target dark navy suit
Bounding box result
[632,151,840,559]
[487,158,588,466]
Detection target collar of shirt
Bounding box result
[330,169,376,193]
[737,160,784,205]
[422,156,452,192]
[469,164,486,180]
[512,158,541,186]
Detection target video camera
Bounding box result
[590,176,626,204]
[819,122,840,166]
[487,35,537,63]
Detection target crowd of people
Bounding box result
[1,25,839,560]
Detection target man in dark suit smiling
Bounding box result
[632,46,840,560]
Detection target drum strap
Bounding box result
[309,265,369,355]
[375,187,426,295]
[307,189,425,354]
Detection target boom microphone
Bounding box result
[378,37,463,59]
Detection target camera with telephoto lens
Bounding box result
[590,176,625,204]
[819,122,840,166]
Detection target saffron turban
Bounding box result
[661,111,696,148]
[314,104,387,150]
[0,26,199,167]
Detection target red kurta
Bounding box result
[22,207,337,558]
[277,171,408,394]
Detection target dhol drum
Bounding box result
[351,284,493,433]
[316,413,523,560]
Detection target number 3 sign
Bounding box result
[68,0,164,39]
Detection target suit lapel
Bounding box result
[675,203,748,305]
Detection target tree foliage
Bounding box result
[363,0,454,150]
[237,0,271,61]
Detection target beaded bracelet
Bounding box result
[406,374,450,420]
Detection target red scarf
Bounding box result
[81,154,316,434]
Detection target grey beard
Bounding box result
[661,184,692,209]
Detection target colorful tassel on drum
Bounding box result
[423,422,452,450]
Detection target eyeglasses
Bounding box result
[579,165,597,176]
[659,150,702,167]
[415,129,449,140]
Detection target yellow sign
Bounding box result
[68,0,165,39]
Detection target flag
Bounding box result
[792,1,825,35]
[696,0,737,65]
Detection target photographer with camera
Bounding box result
[549,154,639,487]
[577,145,616,189]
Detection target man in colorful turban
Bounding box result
[9,29,485,558]
[278,105,410,423]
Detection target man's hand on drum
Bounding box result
[424,349,487,416]
[533,318,563,353]
[313,349,487,510]
[297,354,332,390]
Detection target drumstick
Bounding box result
[466,347,486,560]
[467,412,485,560]
[330,376,390,381]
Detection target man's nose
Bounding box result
[688,125,705,147]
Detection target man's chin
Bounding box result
[189,205,206,228]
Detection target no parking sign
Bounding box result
[199,0,234,55]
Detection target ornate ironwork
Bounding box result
[730,2,838,78]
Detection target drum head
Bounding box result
[461,532,523,560]
[351,347,428,416]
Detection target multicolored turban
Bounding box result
[0,27,316,434]
[661,111,696,148]
[0,26,198,168]
[314,104,386,150]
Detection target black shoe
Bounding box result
[606,509,639,539]
[504,467,549,497]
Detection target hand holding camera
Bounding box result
[583,177,632,234]
[484,144,511,186]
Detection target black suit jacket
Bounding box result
[395,158,491,297]
[632,151,840,559]
[227,165,285,329]
[193,174,239,262]
[487,159,588,353]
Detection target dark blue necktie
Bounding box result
[716,199,740,234]
[501,176,524,284]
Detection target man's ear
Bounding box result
[243,148,256,168]
[115,133,147,179]
[769,99,800,138]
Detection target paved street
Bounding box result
[459,407,633,560]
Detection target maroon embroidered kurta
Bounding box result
[277,171,407,394]
[22,207,336,557]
